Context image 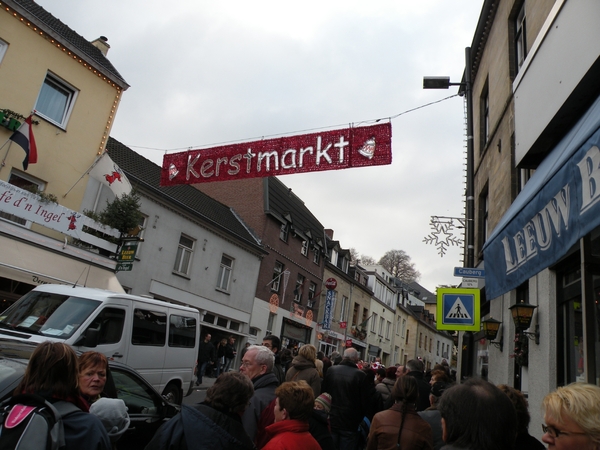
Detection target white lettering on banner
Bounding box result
[503,185,570,275]
[577,145,600,214]
[185,135,350,180]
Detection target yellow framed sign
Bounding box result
[436,288,480,331]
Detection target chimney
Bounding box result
[90,36,110,56]
[325,229,334,239]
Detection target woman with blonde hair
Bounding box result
[285,344,321,398]
[542,382,600,449]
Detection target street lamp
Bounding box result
[509,301,540,345]
[423,48,474,269]
[482,317,503,351]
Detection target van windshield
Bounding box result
[0,291,101,339]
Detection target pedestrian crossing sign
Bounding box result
[436,288,480,331]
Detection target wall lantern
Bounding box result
[482,317,503,351]
[509,301,540,345]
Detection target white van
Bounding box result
[0,284,199,404]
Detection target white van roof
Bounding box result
[32,284,198,313]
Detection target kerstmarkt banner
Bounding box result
[160,122,392,186]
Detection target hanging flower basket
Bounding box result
[510,332,529,367]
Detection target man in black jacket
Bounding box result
[144,372,255,450]
[322,347,369,450]
[406,358,431,411]
[196,333,216,385]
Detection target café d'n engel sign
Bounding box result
[160,123,392,186]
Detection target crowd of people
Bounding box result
[6,338,600,450]
[186,337,600,450]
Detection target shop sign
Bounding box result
[322,289,336,330]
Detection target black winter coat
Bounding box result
[144,403,254,450]
[321,359,370,432]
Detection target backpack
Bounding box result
[0,394,80,450]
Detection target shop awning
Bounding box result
[0,235,124,292]
[483,94,600,299]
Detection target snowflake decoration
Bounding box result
[423,216,465,257]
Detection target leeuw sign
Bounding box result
[160,123,392,186]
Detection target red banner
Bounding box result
[160,122,391,185]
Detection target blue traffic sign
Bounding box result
[436,288,480,331]
[454,267,485,278]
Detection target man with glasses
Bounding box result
[542,383,600,450]
[263,335,285,385]
[240,344,278,444]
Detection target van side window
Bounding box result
[132,309,166,346]
[87,307,125,344]
[169,315,197,348]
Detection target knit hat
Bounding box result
[314,392,332,413]
[89,398,130,443]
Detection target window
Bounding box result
[479,186,489,249]
[386,321,391,339]
[0,39,7,64]
[86,307,125,345]
[379,317,385,336]
[437,341,440,356]
[267,313,275,334]
[429,338,432,352]
[280,223,288,242]
[35,72,78,128]
[480,81,489,151]
[514,3,527,73]
[293,274,305,302]
[419,332,423,348]
[271,261,284,292]
[173,234,194,275]
[308,282,317,303]
[134,214,147,258]
[352,303,359,326]
[216,254,233,291]
[168,314,196,348]
[405,329,410,345]
[0,171,45,226]
[313,247,320,264]
[301,240,309,256]
[339,295,348,321]
[371,313,378,333]
[132,309,166,346]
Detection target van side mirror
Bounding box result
[74,327,100,347]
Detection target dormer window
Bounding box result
[301,240,309,256]
[280,223,288,242]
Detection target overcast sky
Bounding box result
[36,0,483,292]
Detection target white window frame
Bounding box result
[0,39,8,64]
[340,296,348,321]
[378,317,385,337]
[301,240,309,256]
[515,3,527,71]
[34,72,78,129]
[293,273,305,302]
[216,254,234,291]
[386,320,391,339]
[173,234,194,275]
[308,282,317,301]
[313,247,320,264]
[279,223,288,242]
[371,313,378,333]
[271,261,284,292]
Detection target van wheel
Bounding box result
[162,383,182,405]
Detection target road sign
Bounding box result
[325,277,337,290]
[462,277,479,288]
[436,288,480,331]
[116,262,133,272]
[454,267,485,278]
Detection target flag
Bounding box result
[9,115,37,170]
[89,152,132,198]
